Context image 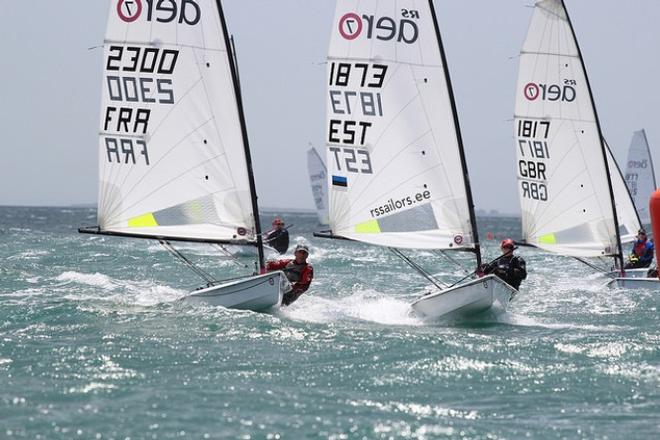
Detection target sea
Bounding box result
[0,206,657,439]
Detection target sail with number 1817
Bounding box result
[513,0,657,289]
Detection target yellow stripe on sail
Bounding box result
[128,213,159,228]
[538,233,557,244]
[355,219,381,234]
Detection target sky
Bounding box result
[1,0,658,214]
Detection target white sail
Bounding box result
[97,0,256,243]
[514,0,620,257]
[625,129,657,225]
[605,140,641,244]
[326,0,475,250]
[307,147,330,225]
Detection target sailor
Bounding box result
[624,229,654,269]
[264,217,289,254]
[266,244,313,306]
[477,238,527,289]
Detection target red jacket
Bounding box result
[266,259,313,305]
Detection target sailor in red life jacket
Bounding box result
[266,244,313,306]
[625,228,655,269]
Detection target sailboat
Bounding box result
[513,0,656,289]
[625,129,657,227]
[307,146,330,225]
[79,0,288,310]
[315,0,517,318]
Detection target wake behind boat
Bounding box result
[315,0,518,319]
[79,0,285,311]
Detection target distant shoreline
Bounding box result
[0,204,521,218]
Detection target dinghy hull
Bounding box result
[606,277,660,290]
[411,275,517,319]
[607,268,651,279]
[182,271,287,311]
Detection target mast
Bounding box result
[427,0,481,267]
[216,1,265,271]
[561,0,624,272]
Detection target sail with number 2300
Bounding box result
[80,0,288,311]
[96,0,258,245]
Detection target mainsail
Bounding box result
[94,0,260,247]
[325,0,478,252]
[625,129,657,225]
[514,0,623,260]
[307,147,330,225]
[605,140,641,244]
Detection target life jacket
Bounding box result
[267,229,289,254]
[633,240,648,257]
[284,261,308,283]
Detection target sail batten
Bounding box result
[325,0,476,251]
[96,0,256,244]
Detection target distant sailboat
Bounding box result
[625,129,657,226]
[306,146,330,225]
[79,0,288,310]
[315,0,517,318]
[513,0,655,288]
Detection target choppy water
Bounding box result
[0,206,658,439]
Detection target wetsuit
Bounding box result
[625,239,654,269]
[479,254,527,290]
[266,259,313,306]
[264,228,289,254]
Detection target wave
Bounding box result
[280,287,423,327]
[54,271,184,306]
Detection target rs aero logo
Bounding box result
[524,79,576,102]
[117,0,201,25]
[628,159,648,169]
[338,9,420,44]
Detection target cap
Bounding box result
[272,217,284,226]
[294,244,309,254]
[638,228,647,235]
[500,238,515,250]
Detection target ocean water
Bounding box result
[0,206,658,439]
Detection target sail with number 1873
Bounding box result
[315,0,517,318]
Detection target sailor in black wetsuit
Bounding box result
[264,217,289,254]
[478,239,527,290]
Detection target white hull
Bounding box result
[182,271,287,311]
[607,268,652,279]
[411,275,517,319]
[606,277,660,290]
[221,244,280,257]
